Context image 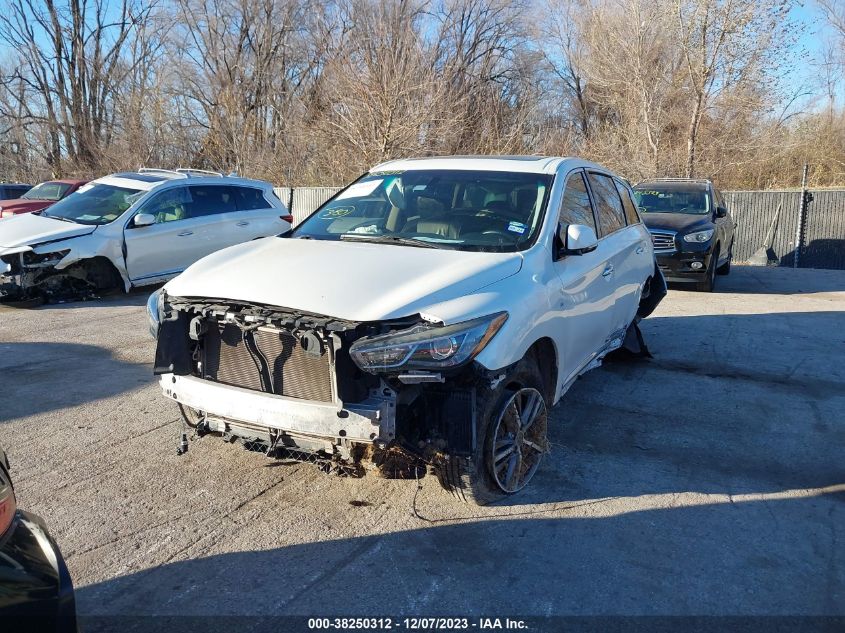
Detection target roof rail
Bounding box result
[175,168,224,177]
[138,167,224,179]
[645,177,712,184]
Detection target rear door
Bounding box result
[585,171,645,338]
[227,185,287,241]
[550,169,617,377]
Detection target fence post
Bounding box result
[793,164,809,269]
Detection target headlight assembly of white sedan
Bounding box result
[683,228,715,243]
[350,312,508,373]
[146,288,164,339]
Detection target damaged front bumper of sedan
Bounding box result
[153,293,500,478]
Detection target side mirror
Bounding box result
[716,206,728,218]
[133,213,156,227]
[559,223,598,256]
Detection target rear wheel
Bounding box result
[437,355,550,505]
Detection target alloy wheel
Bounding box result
[490,387,549,493]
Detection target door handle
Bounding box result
[636,245,645,254]
[236,221,250,226]
[177,231,193,237]
[602,265,614,277]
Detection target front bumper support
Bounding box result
[160,374,396,443]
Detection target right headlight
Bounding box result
[683,229,714,243]
[146,289,164,339]
[350,312,508,373]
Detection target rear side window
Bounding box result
[187,185,238,217]
[233,186,271,211]
[558,171,596,232]
[587,173,626,236]
[614,179,641,225]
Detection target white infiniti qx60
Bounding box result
[148,156,665,504]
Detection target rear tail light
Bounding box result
[0,210,11,218]
[0,468,16,536]
[280,214,294,224]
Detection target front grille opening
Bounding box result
[202,322,335,403]
[650,231,676,251]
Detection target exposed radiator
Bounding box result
[202,323,334,403]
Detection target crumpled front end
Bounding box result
[0,248,71,301]
[154,295,487,478]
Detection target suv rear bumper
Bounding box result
[160,374,396,443]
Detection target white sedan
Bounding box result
[0,169,290,301]
[149,156,665,503]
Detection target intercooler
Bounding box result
[202,322,335,403]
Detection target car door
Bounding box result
[225,185,287,242]
[123,186,215,282]
[550,169,618,377]
[585,171,645,339]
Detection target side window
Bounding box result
[614,179,641,225]
[187,185,238,217]
[587,172,626,236]
[140,187,192,224]
[558,171,596,232]
[233,186,271,211]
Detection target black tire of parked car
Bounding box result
[717,242,733,276]
[697,245,719,292]
[436,354,550,505]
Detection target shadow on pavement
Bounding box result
[74,494,844,623]
[0,342,152,422]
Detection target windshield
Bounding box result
[22,182,72,201]
[633,187,710,215]
[293,170,554,252]
[41,184,142,225]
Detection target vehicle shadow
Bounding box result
[73,495,844,624]
[0,286,159,311]
[0,342,153,422]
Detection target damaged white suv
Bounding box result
[0,169,289,301]
[149,156,665,503]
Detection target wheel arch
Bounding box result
[505,337,558,405]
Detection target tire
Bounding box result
[697,246,719,292]
[717,243,732,275]
[436,355,550,505]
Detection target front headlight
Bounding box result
[146,289,164,339]
[683,229,714,243]
[350,312,508,373]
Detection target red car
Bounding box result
[0,179,89,219]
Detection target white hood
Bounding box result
[166,237,523,322]
[0,212,95,255]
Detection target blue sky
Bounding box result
[790,1,843,109]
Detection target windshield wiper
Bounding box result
[340,234,451,249]
[42,214,76,223]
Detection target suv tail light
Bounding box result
[280,214,294,224]
[0,467,16,536]
[0,209,12,218]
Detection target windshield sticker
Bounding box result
[507,221,526,234]
[318,206,355,219]
[336,179,383,200]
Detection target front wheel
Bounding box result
[697,246,719,292]
[437,356,550,504]
[717,243,732,275]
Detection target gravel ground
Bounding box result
[0,266,843,622]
